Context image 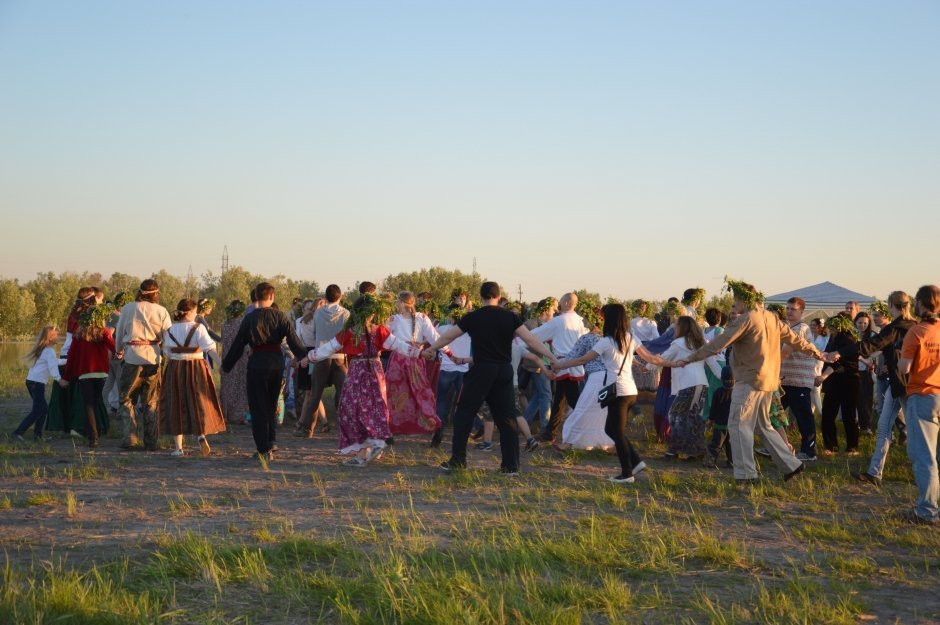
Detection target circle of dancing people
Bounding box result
[11,277,940,524]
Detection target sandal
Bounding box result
[343,457,368,467]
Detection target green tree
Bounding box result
[101,272,142,300]
[149,270,186,313]
[382,267,483,305]
[0,279,38,339]
[200,266,263,326]
[24,271,93,329]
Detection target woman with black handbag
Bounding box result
[553,303,677,483]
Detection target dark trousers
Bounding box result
[449,362,519,471]
[247,368,284,454]
[604,395,642,476]
[543,377,582,440]
[707,428,733,465]
[298,358,348,432]
[857,372,874,431]
[432,369,465,444]
[15,381,48,438]
[821,374,860,452]
[80,378,104,444]
[119,363,160,449]
[782,385,816,456]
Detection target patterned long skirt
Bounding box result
[159,359,227,436]
[338,358,393,454]
[667,384,707,456]
[386,351,441,435]
[220,318,250,423]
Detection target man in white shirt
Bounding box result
[114,279,171,450]
[531,292,588,442]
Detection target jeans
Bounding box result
[14,381,48,438]
[905,393,940,522]
[874,376,889,416]
[867,388,905,480]
[782,385,815,457]
[435,369,465,425]
[523,372,552,430]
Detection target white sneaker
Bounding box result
[608,474,636,484]
[198,435,211,457]
[170,448,184,457]
[69,429,82,438]
[631,461,648,476]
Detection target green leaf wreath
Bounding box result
[723,276,765,308]
[346,293,395,336]
[869,300,890,317]
[79,303,117,330]
[825,314,859,340]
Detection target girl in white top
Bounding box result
[630,301,660,343]
[159,299,226,457]
[656,317,722,460]
[385,291,444,435]
[554,303,676,483]
[13,326,61,442]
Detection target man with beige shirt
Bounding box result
[677,279,839,483]
[114,279,172,450]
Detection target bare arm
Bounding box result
[422,325,464,359]
[635,345,675,367]
[515,324,559,366]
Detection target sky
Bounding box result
[1,1,937,302]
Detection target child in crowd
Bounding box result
[12,326,60,442]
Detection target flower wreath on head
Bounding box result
[869,300,890,317]
[198,298,216,315]
[825,314,859,340]
[723,276,765,309]
[346,293,395,337]
[79,303,117,330]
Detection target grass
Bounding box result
[0,400,939,623]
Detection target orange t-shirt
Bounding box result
[901,320,940,395]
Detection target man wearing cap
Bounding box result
[114,278,172,450]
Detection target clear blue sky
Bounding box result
[1,1,937,301]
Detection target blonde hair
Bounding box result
[25,326,58,364]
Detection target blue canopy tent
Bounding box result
[764,281,877,316]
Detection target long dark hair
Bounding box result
[600,303,629,352]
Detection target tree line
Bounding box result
[0,266,731,339]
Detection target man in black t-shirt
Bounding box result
[424,282,558,474]
[223,282,308,461]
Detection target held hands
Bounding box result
[821,352,841,364]
[59,379,69,388]
[299,357,310,368]
[814,376,824,387]
[422,348,437,360]
[674,359,690,368]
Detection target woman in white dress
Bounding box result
[553,303,677,483]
